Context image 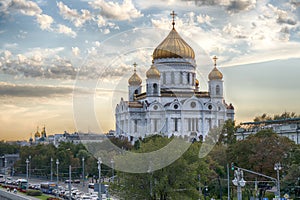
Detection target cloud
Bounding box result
[0,82,74,97]
[5,0,42,16]
[89,0,143,20]
[72,47,80,56]
[57,1,92,27]
[0,49,78,79]
[181,0,256,13]
[197,14,213,24]
[268,4,297,25]
[36,14,53,30]
[226,0,256,13]
[57,24,77,38]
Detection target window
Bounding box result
[171,72,175,84]
[153,83,158,94]
[180,72,183,84]
[163,73,166,84]
[174,118,178,132]
[187,73,190,84]
[154,119,158,132]
[134,120,138,132]
[216,85,220,95]
[188,118,191,131]
[174,104,178,109]
[135,89,138,94]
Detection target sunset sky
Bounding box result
[0,0,300,141]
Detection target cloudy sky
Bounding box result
[0,0,300,140]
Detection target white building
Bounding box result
[236,118,300,144]
[115,16,234,141]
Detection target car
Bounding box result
[74,179,80,184]
[65,179,73,183]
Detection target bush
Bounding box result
[26,189,42,196]
[47,198,60,200]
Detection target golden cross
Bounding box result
[213,56,218,66]
[133,62,137,72]
[170,11,177,28]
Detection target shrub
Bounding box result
[26,189,42,196]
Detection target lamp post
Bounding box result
[274,163,282,198]
[97,158,102,200]
[56,159,59,186]
[26,158,29,190]
[68,165,71,200]
[204,184,208,200]
[4,158,7,186]
[28,155,31,179]
[198,174,201,200]
[111,159,114,183]
[232,168,246,200]
[82,157,85,187]
[50,157,53,181]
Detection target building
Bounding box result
[236,118,300,144]
[0,154,20,176]
[115,12,235,141]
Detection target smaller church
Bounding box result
[115,12,234,141]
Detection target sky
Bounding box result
[0,0,300,141]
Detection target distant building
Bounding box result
[0,154,20,175]
[236,118,300,144]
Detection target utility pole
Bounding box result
[274,163,282,198]
[227,163,230,200]
[198,174,201,200]
[82,157,85,187]
[97,158,102,200]
[68,165,71,200]
[232,168,246,200]
[50,157,53,181]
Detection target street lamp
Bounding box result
[82,157,85,187]
[56,159,59,186]
[198,174,201,200]
[232,168,246,200]
[26,158,29,190]
[97,157,102,200]
[28,155,31,179]
[274,162,282,198]
[50,157,53,181]
[111,159,114,183]
[203,185,208,200]
[4,158,7,186]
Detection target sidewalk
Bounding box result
[0,187,39,200]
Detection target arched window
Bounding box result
[216,85,220,95]
[134,89,138,95]
[153,83,158,95]
[180,72,183,84]
[187,73,190,84]
[163,73,166,84]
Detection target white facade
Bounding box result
[115,25,234,141]
[236,119,300,144]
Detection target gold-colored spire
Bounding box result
[170,11,177,29]
[128,62,142,85]
[35,126,40,137]
[208,56,223,80]
[133,62,137,72]
[213,56,218,66]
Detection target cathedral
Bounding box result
[115,12,234,141]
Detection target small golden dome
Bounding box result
[208,67,223,80]
[195,79,199,86]
[153,28,195,60]
[35,131,40,138]
[146,64,160,79]
[128,72,142,85]
[128,62,142,85]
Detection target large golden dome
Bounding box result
[153,28,195,60]
[208,67,223,80]
[146,64,160,79]
[128,72,142,85]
